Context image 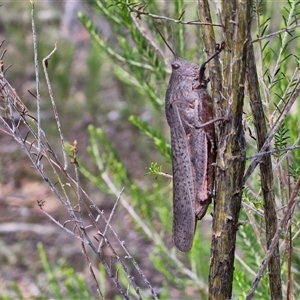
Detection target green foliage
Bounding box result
[81,125,172,238]
[146,162,163,176]
[78,5,165,110]
[243,187,263,210]
[85,42,106,116]
[129,115,171,160]
[37,243,93,299]
[233,206,271,299]
[274,123,290,157]
[2,243,94,300]
[38,243,63,299]
[187,229,211,280]
[10,284,25,300]
[289,163,300,184]
[255,0,300,118]
[76,0,300,298]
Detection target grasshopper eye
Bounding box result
[172,63,180,70]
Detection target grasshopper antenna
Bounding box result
[153,23,178,59]
[199,42,225,87]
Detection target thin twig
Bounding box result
[42,42,68,170]
[81,239,104,300]
[98,187,124,252]
[130,13,165,62]
[76,186,160,299]
[92,205,158,300]
[275,136,300,170]
[38,206,85,242]
[252,23,300,43]
[129,4,222,27]
[155,171,173,178]
[246,145,300,160]
[30,0,42,157]
[0,39,5,49]
[80,186,205,293]
[75,195,141,299]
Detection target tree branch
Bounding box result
[246,40,282,299]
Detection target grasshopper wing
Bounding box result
[189,128,211,219]
[169,103,196,252]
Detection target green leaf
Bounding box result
[129,115,171,159]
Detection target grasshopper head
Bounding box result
[171,58,200,79]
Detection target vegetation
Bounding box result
[1,0,300,299]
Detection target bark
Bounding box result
[198,1,251,298]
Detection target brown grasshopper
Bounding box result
[158,31,224,252]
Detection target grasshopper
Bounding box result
[159,31,224,252]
